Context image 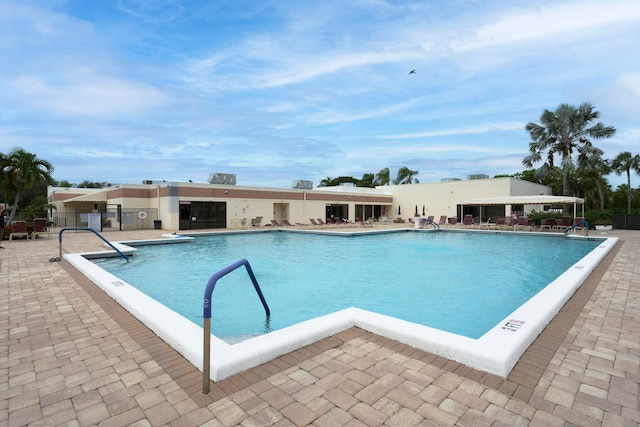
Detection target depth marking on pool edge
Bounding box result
[501,319,525,332]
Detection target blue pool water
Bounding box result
[93,231,601,340]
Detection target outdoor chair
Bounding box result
[572,217,586,231]
[554,216,572,231]
[10,221,29,241]
[539,218,556,231]
[31,218,50,239]
[515,217,533,231]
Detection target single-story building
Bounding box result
[47,177,563,231]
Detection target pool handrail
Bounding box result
[563,220,589,236]
[202,258,270,393]
[57,227,130,262]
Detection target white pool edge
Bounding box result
[65,235,618,381]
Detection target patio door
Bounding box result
[179,201,227,230]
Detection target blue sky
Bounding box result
[1,0,639,189]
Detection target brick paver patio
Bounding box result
[1,227,638,426]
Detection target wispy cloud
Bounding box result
[11,72,169,117]
[0,0,638,187]
[380,123,524,140]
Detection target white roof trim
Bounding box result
[463,195,584,205]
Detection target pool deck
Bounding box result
[1,225,638,426]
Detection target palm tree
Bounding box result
[523,102,616,197]
[611,151,640,214]
[3,147,54,224]
[0,152,9,209]
[393,166,419,184]
[375,168,390,186]
[577,150,610,211]
[318,177,334,187]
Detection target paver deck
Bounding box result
[1,226,638,426]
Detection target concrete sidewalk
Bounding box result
[1,228,638,426]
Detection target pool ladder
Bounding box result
[202,259,270,393]
[563,220,589,237]
[54,227,129,262]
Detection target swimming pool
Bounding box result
[66,229,617,381]
[93,230,601,340]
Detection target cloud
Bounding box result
[380,123,524,140]
[11,72,169,117]
[2,0,639,188]
[455,0,640,52]
[116,0,186,23]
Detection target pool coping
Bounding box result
[64,230,618,382]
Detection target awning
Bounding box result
[462,195,584,205]
[63,190,108,204]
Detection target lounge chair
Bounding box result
[309,218,321,226]
[10,221,29,240]
[572,217,586,231]
[270,220,282,226]
[539,218,555,231]
[515,217,532,231]
[495,218,507,230]
[554,216,572,231]
[478,218,493,229]
[281,219,295,226]
[31,218,50,239]
[316,218,327,225]
[438,215,447,225]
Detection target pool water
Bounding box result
[93,231,601,340]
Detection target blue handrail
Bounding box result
[563,220,590,236]
[202,259,270,393]
[427,219,440,230]
[57,228,129,262]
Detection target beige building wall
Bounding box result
[48,177,547,230]
[381,177,551,221]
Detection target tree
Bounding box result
[375,168,390,186]
[318,177,334,187]
[393,166,419,184]
[76,180,108,188]
[0,152,9,209]
[611,151,640,214]
[358,173,376,188]
[515,167,564,195]
[523,102,616,197]
[318,176,358,187]
[577,151,611,211]
[2,147,54,224]
[53,179,73,188]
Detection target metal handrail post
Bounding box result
[203,318,211,394]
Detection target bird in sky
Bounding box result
[409,70,416,74]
